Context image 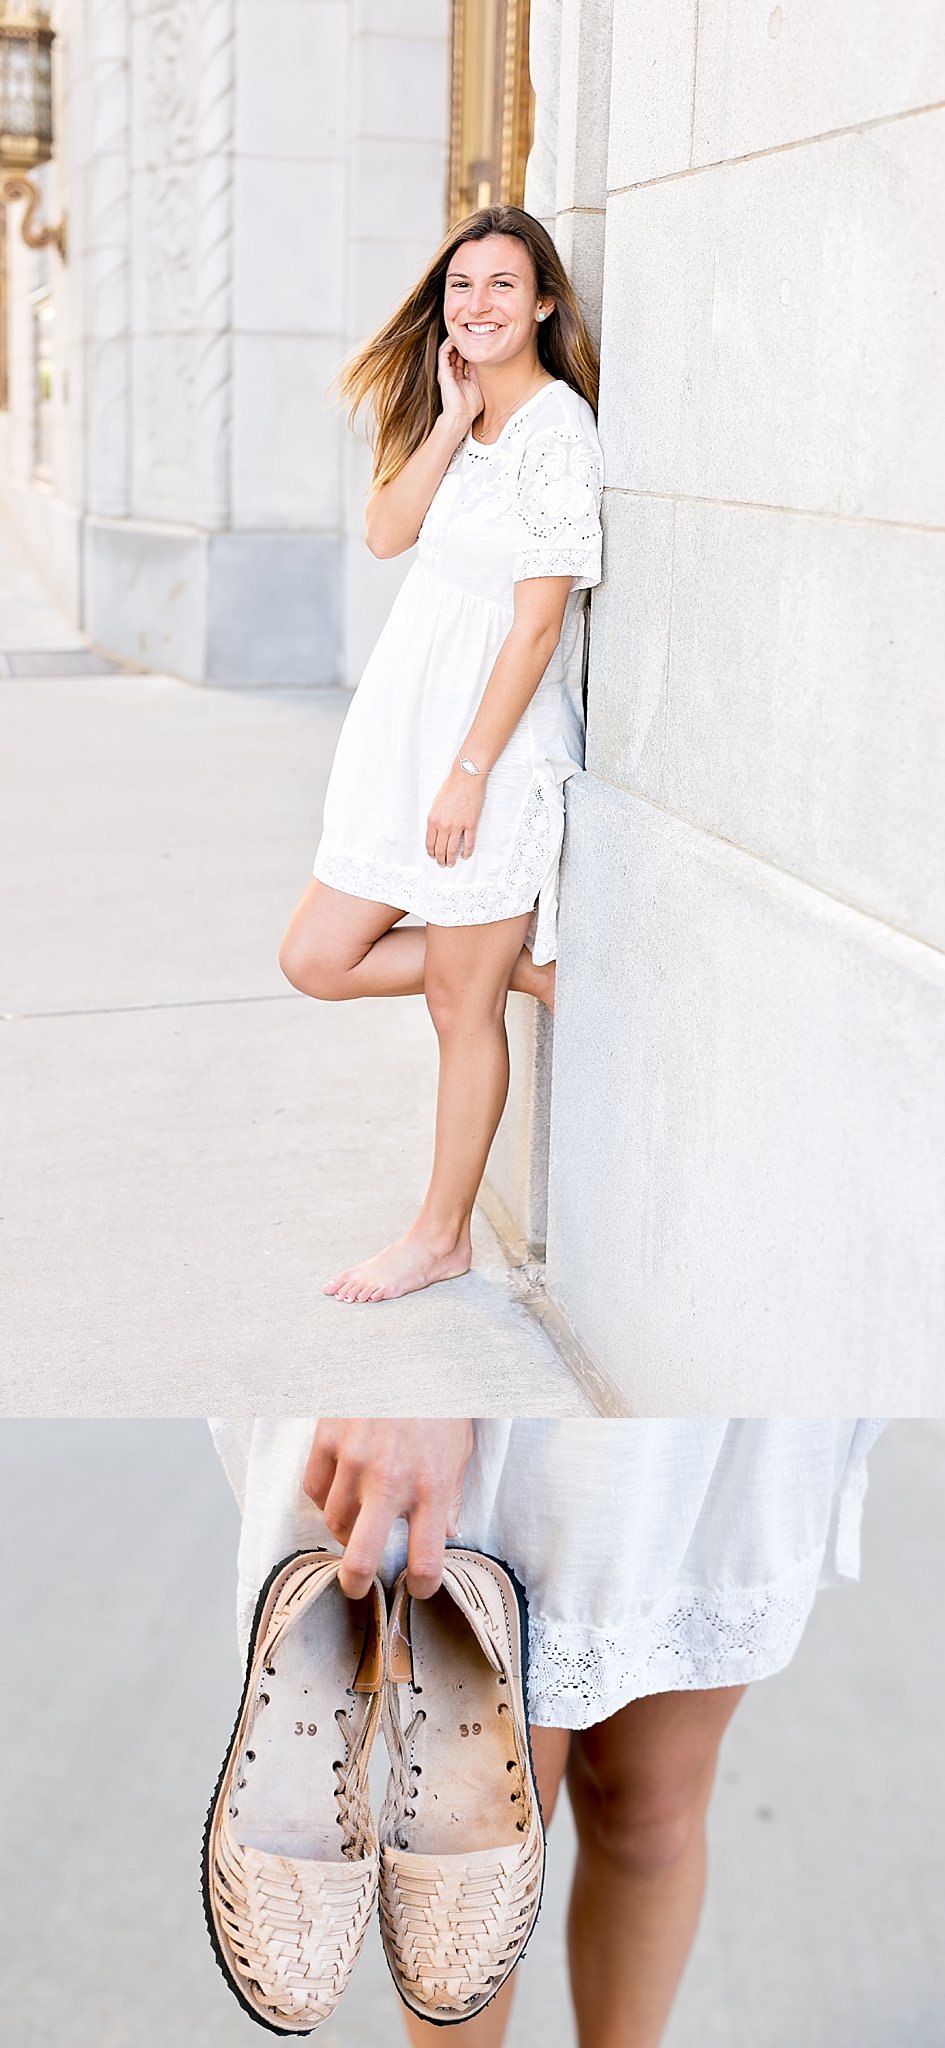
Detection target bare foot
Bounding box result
[510,950,556,1011]
[324,1228,472,1304]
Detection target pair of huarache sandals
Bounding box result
[203,1546,545,2033]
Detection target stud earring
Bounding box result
[537,310,548,322]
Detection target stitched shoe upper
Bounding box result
[205,1552,385,2035]
[378,1550,544,2024]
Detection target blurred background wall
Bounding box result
[0,0,452,684]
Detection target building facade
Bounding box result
[3,1,942,1412]
[0,0,455,684]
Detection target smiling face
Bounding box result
[443,233,553,368]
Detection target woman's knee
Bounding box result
[567,1750,708,1880]
[278,929,347,1000]
[424,974,506,1041]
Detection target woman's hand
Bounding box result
[303,1419,475,1599]
[437,336,484,436]
[426,760,488,866]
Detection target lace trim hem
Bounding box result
[526,1553,834,1730]
[313,775,562,936]
[513,542,602,587]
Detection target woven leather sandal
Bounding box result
[378,1548,545,2025]
[203,1549,386,2034]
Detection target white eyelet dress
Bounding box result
[312,380,604,966]
[209,1420,887,1731]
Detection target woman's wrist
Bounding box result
[433,411,470,456]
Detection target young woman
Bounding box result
[210,1416,886,2048]
[278,206,603,1304]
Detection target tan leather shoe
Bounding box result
[203,1550,386,2034]
[378,1548,545,2024]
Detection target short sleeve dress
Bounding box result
[312,380,604,966]
[209,1419,887,1730]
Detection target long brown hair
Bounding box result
[338,205,600,489]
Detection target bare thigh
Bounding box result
[279,878,406,993]
[424,913,533,1028]
[568,1686,747,1858]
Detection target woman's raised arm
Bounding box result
[364,337,483,558]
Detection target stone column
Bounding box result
[341,0,452,692]
[85,0,130,520]
[194,0,236,531]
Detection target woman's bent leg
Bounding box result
[566,1686,746,2048]
[325,914,532,1302]
[397,1728,571,2048]
[279,879,426,999]
[281,881,553,1008]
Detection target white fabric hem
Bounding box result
[313,768,565,960]
[527,1550,835,1730]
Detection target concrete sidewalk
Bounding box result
[0,520,589,1415]
[0,1419,942,2048]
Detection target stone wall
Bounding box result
[0,0,450,687]
[542,0,945,1412]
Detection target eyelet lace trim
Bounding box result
[315,775,559,930]
[423,408,603,589]
[526,1555,830,1730]
[512,427,603,586]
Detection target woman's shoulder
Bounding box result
[514,379,602,460]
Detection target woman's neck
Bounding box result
[473,353,553,433]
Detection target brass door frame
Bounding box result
[449,0,534,224]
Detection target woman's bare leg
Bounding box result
[279,880,425,998]
[325,913,533,1302]
[566,1686,746,2048]
[279,881,554,1010]
[509,949,555,1011]
[398,1727,571,2048]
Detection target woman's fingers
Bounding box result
[425,816,476,865]
[425,817,453,865]
[337,1493,400,1600]
[302,1420,475,1601]
[320,1464,363,1547]
[302,1428,339,1511]
[405,1501,449,1599]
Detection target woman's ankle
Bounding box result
[409,1211,473,1258]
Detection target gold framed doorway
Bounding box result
[449,0,534,222]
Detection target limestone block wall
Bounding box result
[1,0,450,688]
[340,0,451,691]
[544,0,945,1413]
[82,0,352,682]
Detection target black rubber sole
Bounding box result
[200,1548,332,2038]
[378,1544,548,2029]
